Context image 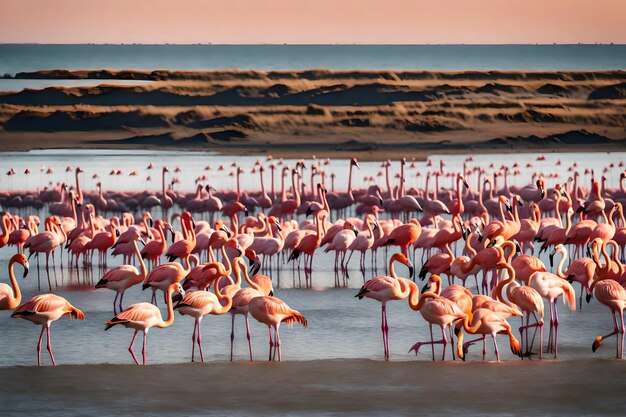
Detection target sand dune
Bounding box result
[0,69,624,157]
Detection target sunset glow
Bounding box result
[1,0,624,44]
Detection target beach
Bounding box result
[1,69,624,158]
[1,360,625,416]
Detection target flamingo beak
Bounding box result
[505,202,513,213]
[407,262,414,279]
[23,263,29,278]
[463,180,470,189]
[373,221,379,230]
[353,229,359,237]
[586,292,593,303]
[549,253,554,268]
[306,206,313,217]
[244,208,249,217]
[139,237,147,246]
[420,283,429,294]
[276,223,282,232]
[172,292,183,303]
[540,189,545,199]
[115,228,120,237]
[148,218,154,227]
[269,290,274,297]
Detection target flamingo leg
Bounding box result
[449,326,456,360]
[245,314,253,362]
[547,300,554,354]
[112,292,119,315]
[492,333,500,362]
[619,310,624,359]
[268,326,274,361]
[197,318,205,363]
[118,291,125,312]
[429,324,435,361]
[275,326,282,362]
[553,301,559,358]
[230,314,235,362]
[128,330,140,365]
[46,324,56,366]
[142,330,148,365]
[37,325,45,366]
[191,320,197,362]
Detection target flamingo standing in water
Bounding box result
[105,282,184,365]
[355,253,414,360]
[528,268,576,358]
[587,275,626,359]
[0,253,29,310]
[407,275,467,361]
[174,274,234,362]
[249,293,308,361]
[229,255,274,361]
[96,234,147,314]
[11,294,85,366]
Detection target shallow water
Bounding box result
[1,149,626,415]
[2,149,625,194]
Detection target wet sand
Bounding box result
[0,69,624,158]
[1,360,625,416]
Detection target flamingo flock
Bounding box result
[1,154,626,365]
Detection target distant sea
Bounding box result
[1,44,625,75]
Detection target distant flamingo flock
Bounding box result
[2,154,626,365]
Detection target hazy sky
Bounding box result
[1,0,624,44]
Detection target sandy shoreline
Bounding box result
[1,360,625,416]
[1,69,624,158]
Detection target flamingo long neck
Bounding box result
[236,170,242,202]
[239,258,262,292]
[347,163,354,198]
[75,170,83,204]
[270,167,276,201]
[221,245,233,276]
[456,177,464,211]
[260,169,267,196]
[143,217,154,240]
[408,290,439,312]
[157,288,176,328]
[0,216,10,244]
[7,258,21,308]
[194,186,202,199]
[431,275,442,296]
[400,163,405,197]
[213,277,233,314]
[161,170,167,199]
[555,248,567,279]
[424,173,431,201]
[385,164,393,199]
[291,171,301,206]
[315,214,324,246]
[435,174,440,199]
[280,170,287,203]
[498,199,506,223]
[134,240,147,279]
[70,196,77,223]
[98,184,103,200]
[366,220,375,242]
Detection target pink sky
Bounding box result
[1,0,624,44]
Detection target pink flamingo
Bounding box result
[407,275,467,361]
[165,212,196,269]
[552,243,596,309]
[248,294,308,361]
[11,294,85,366]
[105,282,184,365]
[25,216,66,290]
[174,275,234,362]
[588,276,626,359]
[355,253,414,360]
[495,262,545,358]
[0,253,29,310]
[528,269,576,357]
[229,255,274,361]
[324,221,359,283]
[96,234,147,314]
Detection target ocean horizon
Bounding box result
[1,44,625,75]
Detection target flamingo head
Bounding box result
[268,216,282,232]
[244,249,258,266]
[10,253,29,278]
[351,158,360,169]
[226,239,243,257]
